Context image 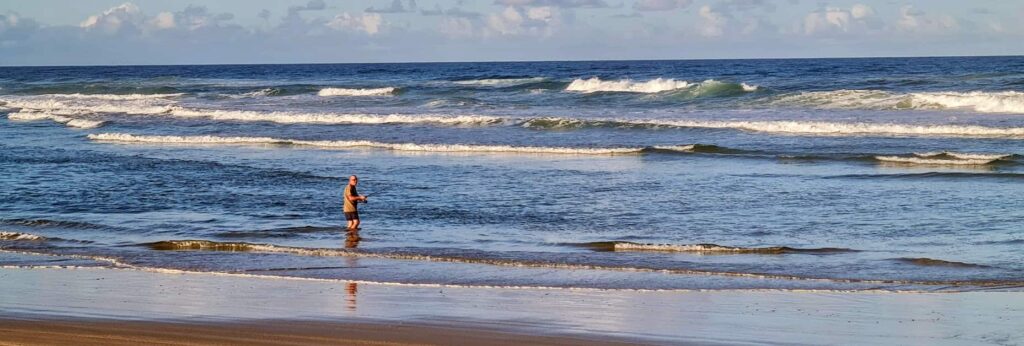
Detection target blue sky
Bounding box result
[0,0,1021,65]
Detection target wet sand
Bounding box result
[1,267,1022,345]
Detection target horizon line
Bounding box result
[1,54,1021,68]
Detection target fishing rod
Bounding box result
[359,185,393,203]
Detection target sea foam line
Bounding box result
[7,111,106,129]
[317,87,397,97]
[0,231,47,241]
[874,153,1011,166]
[772,90,1024,114]
[87,133,649,155]
[565,77,758,94]
[522,117,1024,138]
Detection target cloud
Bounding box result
[896,5,958,34]
[421,6,482,19]
[366,0,417,14]
[494,0,608,8]
[288,0,326,14]
[697,5,726,37]
[633,0,691,12]
[80,2,144,34]
[0,11,40,44]
[486,5,561,36]
[802,4,878,36]
[326,12,384,35]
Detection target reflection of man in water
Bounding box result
[343,175,367,232]
[346,282,358,312]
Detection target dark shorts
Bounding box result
[344,212,359,221]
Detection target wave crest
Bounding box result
[773,90,1024,114]
[317,87,396,97]
[566,77,694,93]
[875,152,1013,166]
[453,77,547,86]
[0,231,47,241]
[88,133,647,155]
[8,111,106,129]
[582,242,856,254]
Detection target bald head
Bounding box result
[348,175,358,186]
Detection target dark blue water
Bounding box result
[2,57,1024,291]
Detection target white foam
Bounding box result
[8,111,106,129]
[909,91,1024,114]
[651,145,697,152]
[317,87,396,97]
[774,90,1024,114]
[166,108,503,125]
[631,119,1024,138]
[613,242,753,252]
[741,83,759,92]
[36,93,183,100]
[88,133,645,155]
[913,152,1012,161]
[0,231,46,241]
[0,97,175,115]
[1,95,504,126]
[565,77,694,93]
[453,77,547,86]
[875,151,1012,165]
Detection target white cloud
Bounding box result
[802,4,875,36]
[633,0,691,12]
[80,3,144,33]
[151,12,176,29]
[851,4,873,20]
[485,5,561,36]
[896,5,958,34]
[698,5,726,37]
[327,12,384,35]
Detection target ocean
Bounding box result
[2,56,1023,292]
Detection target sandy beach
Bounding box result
[0,266,1021,345]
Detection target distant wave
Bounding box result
[317,87,396,97]
[167,108,500,125]
[8,111,106,129]
[893,257,989,268]
[579,241,856,254]
[88,133,648,155]
[522,117,1024,138]
[773,90,1024,114]
[34,93,183,100]
[874,152,1014,166]
[453,77,547,86]
[0,231,47,241]
[566,77,692,93]
[565,77,758,94]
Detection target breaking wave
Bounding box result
[0,231,47,241]
[522,117,1024,138]
[317,87,397,97]
[874,152,1014,166]
[566,77,694,93]
[8,111,106,129]
[773,90,1024,114]
[894,258,989,268]
[32,93,183,100]
[565,77,758,94]
[88,133,647,155]
[580,241,857,254]
[453,77,548,86]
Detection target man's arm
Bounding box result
[345,187,367,202]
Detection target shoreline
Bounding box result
[2,266,1022,345]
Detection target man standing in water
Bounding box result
[344,175,368,232]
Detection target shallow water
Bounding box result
[2,57,1024,291]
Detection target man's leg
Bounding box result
[352,218,361,230]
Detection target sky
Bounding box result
[0,0,1021,66]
